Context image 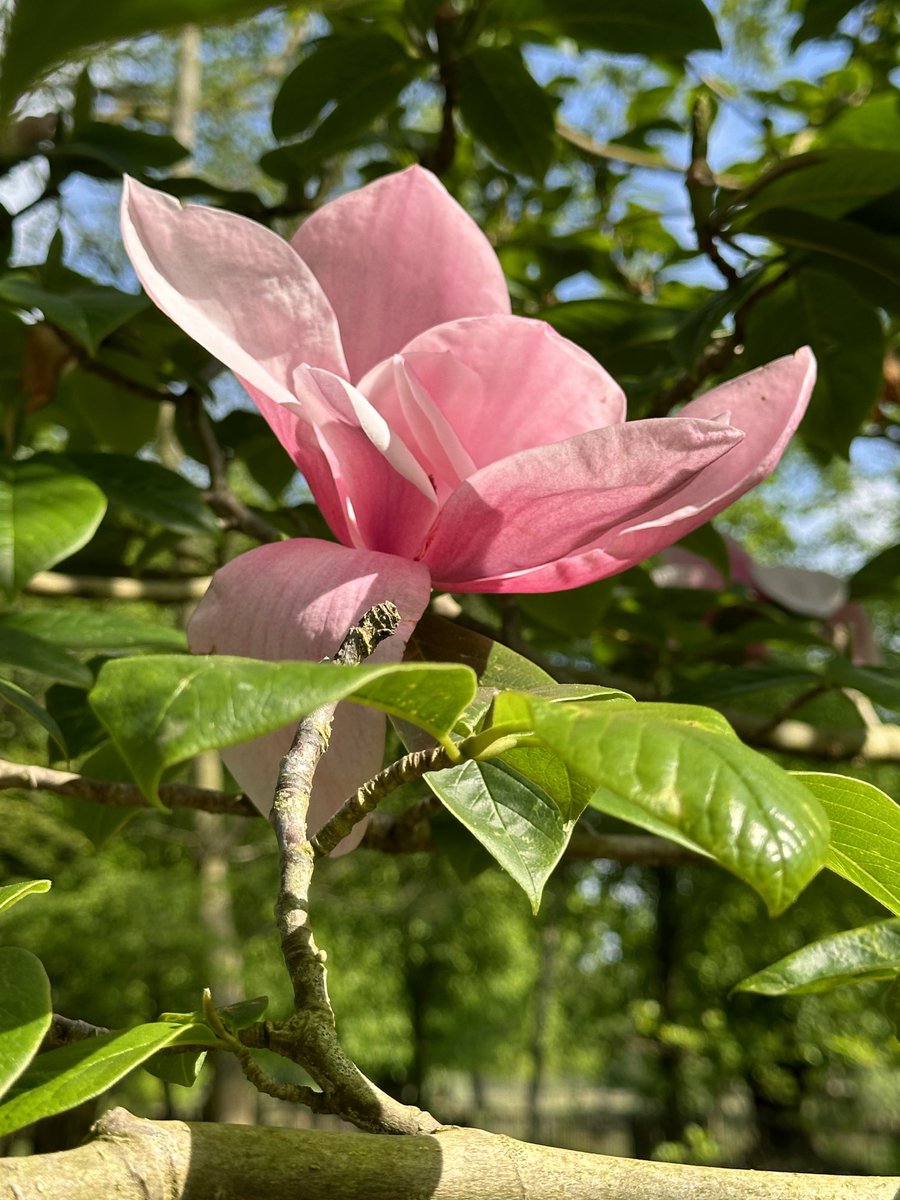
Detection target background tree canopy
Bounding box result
[0,0,897,1192]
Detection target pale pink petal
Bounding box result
[187,540,432,851]
[296,367,438,558]
[358,354,477,501]
[366,315,626,470]
[121,178,348,403]
[606,350,816,561]
[422,418,744,589]
[652,546,726,591]
[748,560,848,618]
[291,166,511,382]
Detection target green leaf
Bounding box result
[426,757,576,912]
[0,275,147,355]
[743,209,900,313]
[0,1021,220,1135]
[90,655,477,804]
[49,124,187,179]
[406,612,554,691]
[795,772,900,916]
[0,879,51,914]
[52,371,159,456]
[270,33,420,167]
[458,46,555,179]
[143,1049,207,1088]
[734,920,900,996]
[516,578,615,638]
[0,626,92,688]
[675,525,732,582]
[850,545,900,600]
[0,0,291,114]
[671,666,820,704]
[0,610,185,655]
[741,270,885,456]
[885,975,900,1037]
[734,149,900,222]
[0,678,67,756]
[64,454,217,536]
[0,948,52,1100]
[486,0,720,55]
[0,455,107,600]
[822,660,900,710]
[523,696,829,915]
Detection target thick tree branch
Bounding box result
[1,1107,897,1200]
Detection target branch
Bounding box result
[25,571,212,601]
[185,391,283,544]
[557,118,742,187]
[312,745,457,857]
[265,601,442,1134]
[0,757,256,817]
[2,1107,896,1200]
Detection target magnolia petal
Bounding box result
[748,561,848,618]
[423,418,743,588]
[295,367,439,558]
[387,314,627,469]
[187,540,432,850]
[291,166,511,382]
[607,349,816,560]
[121,178,348,403]
[358,354,477,500]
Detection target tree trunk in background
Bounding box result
[195,756,258,1126]
[526,904,562,1145]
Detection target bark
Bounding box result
[1,1108,898,1200]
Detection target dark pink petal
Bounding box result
[187,540,432,850]
[364,315,626,471]
[606,350,816,561]
[291,167,511,382]
[422,418,744,589]
[121,178,348,402]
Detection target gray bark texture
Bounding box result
[1,1108,898,1200]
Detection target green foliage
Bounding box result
[0,457,107,600]
[0,1021,222,1135]
[90,655,477,802]
[796,773,900,915]
[457,47,556,179]
[735,920,900,996]
[0,948,52,1100]
[521,696,830,915]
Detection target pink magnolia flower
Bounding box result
[654,540,879,664]
[121,166,816,839]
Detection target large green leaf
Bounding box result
[0,1021,220,1135]
[0,274,146,354]
[741,270,885,456]
[850,545,900,600]
[0,879,51,914]
[822,660,900,711]
[0,948,52,1100]
[0,610,185,655]
[795,772,900,916]
[48,124,188,180]
[64,454,217,535]
[743,209,900,313]
[0,456,107,600]
[0,0,295,114]
[0,625,93,688]
[0,678,67,756]
[672,666,821,705]
[458,46,556,179]
[486,0,720,55]
[734,149,900,221]
[523,696,829,914]
[406,612,554,691]
[270,33,420,163]
[425,756,578,912]
[734,920,900,996]
[90,655,477,804]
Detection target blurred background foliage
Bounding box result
[0,0,897,1174]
